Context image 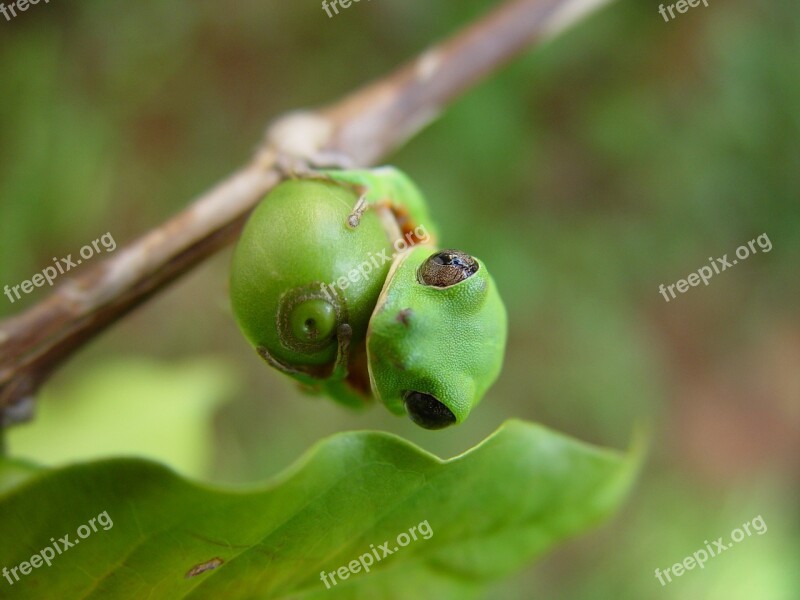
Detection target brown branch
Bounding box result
[0,0,613,425]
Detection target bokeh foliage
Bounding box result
[1,1,798,598]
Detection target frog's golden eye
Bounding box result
[403,391,457,429]
[417,250,478,288]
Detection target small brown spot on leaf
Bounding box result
[185,557,224,579]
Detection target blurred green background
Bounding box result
[1,0,798,598]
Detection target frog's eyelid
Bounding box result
[417,250,479,288]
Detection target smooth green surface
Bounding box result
[0,458,40,495]
[6,359,235,479]
[368,246,508,423]
[0,420,639,599]
[230,179,393,368]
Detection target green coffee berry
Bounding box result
[229,167,507,428]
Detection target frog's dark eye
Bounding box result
[403,391,456,429]
[418,250,478,288]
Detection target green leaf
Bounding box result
[6,358,236,478]
[0,457,40,496]
[0,420,641,599]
